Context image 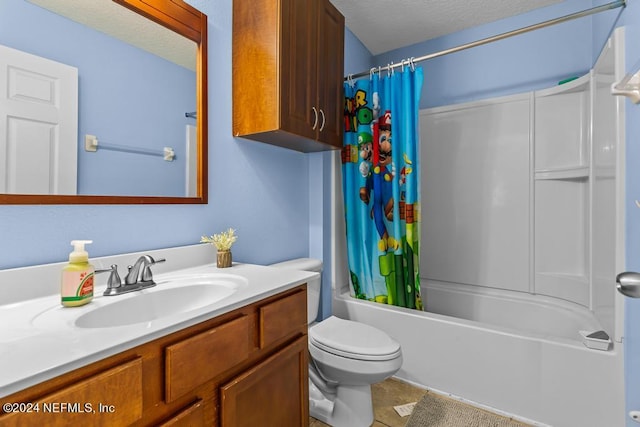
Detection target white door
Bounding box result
[0,44,78,194]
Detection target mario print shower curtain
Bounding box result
[342,64,423,310]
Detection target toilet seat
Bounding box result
[309,316,401,361]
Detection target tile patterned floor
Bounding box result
[309,377,428,427]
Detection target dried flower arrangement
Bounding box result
[200,228,238,252]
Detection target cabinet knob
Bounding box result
[311,107,318,130]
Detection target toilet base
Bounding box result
[309,381,374,427]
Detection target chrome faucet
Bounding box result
[125,255,165,286]
[97,255,166,296]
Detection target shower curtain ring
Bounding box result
[369,68,375,80]
[388,62,393,77]
[410,57,416,71]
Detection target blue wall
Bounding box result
[0,0,195,196]
[0,0,310,270]
[344,28,374,76]
[373,0,621,109]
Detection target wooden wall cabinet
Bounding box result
[232,0,345,152]
[0,286,309,427]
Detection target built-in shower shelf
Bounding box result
[535,166,589,180]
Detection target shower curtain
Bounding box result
[342,66,423,310]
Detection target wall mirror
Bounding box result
[0,0,208,204]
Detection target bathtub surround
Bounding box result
[420,36,623,340]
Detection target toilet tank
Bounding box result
[269,258,322,324]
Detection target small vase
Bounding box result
[217,250,232,268]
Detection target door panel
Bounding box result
[0,44,78,194]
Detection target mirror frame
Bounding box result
[0,0,208,205]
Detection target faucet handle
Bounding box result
[96,264,122,294]
[141,257,166,282]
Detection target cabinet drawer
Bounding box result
[0,357,143,427]
[165,315,249,402]
[259,288,307,348]
[158,398,205,427]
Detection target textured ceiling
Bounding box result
[27,0,196,71]
[30,0,566,66]
[330,0,565,55]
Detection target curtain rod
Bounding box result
[345,0,626,81]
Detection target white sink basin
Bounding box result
[76,284,234,328]
[32,274,247,329]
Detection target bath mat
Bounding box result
[405,392,530,427]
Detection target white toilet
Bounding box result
[270,258,402,427]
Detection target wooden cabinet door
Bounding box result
[316,0,344,147]
[232,0,344,151]
[280,0,318,141]
[220,336,309,427]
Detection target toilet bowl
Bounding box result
[270,258,402,427]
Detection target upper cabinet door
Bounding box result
[316,0,344,147]
[232,0,345,152]
[279,0,319,141]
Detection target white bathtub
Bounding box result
[331,281,625,427]
[424,280,605,344]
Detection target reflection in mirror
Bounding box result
[0,0,207,204]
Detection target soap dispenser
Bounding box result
[61,240,95,307]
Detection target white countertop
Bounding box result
[0,259,317,398]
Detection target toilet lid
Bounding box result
[309,316,401,361]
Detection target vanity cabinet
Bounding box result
[0,285,308,427]
[232,0,345,152]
